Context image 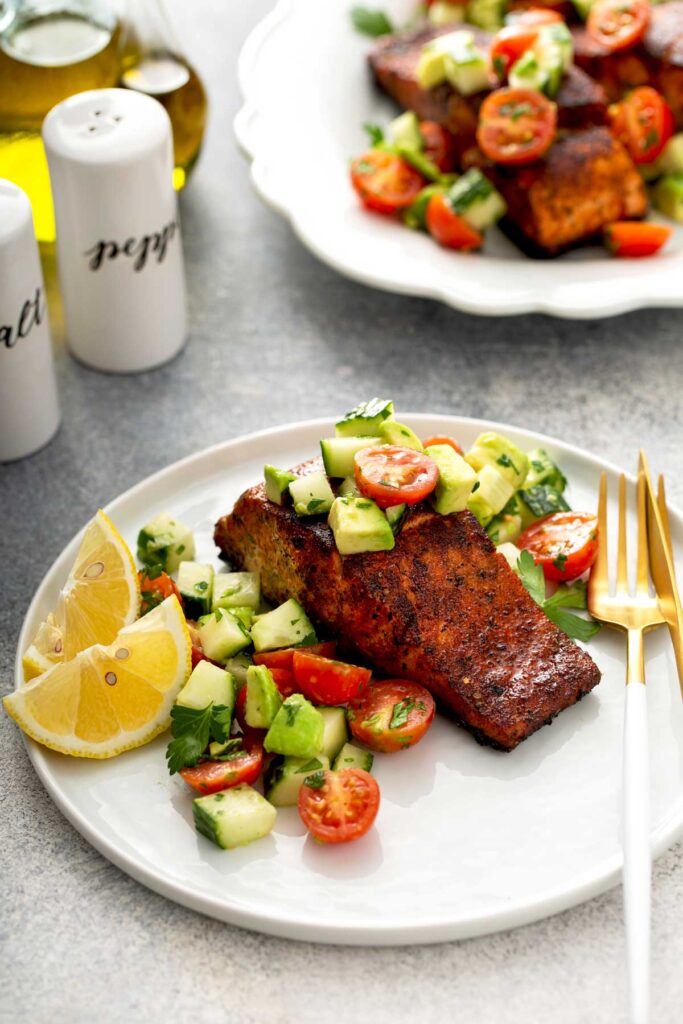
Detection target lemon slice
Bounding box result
[54,509,140,662]
[5,597,191,758]
[22,614,65,682]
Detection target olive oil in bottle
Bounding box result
[0,3,120,242]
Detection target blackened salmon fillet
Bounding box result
[214,460,601,751]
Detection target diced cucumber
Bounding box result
[538,22,573,72]
[176,661,235,714]
[289,472,335,516]
[137,512,195,573]
[266,754,330,807]
[443,34,490,96]
[245,664,282,729]
[425,443,477,514]
[336,399,394,437]
[176,561,214,620]
[328,496,395,555]
[428,1,466,26]
[338,475,361,498]
[264,465,296,505]
[332,742,374,773]
[223,652,253,687]
[445,169,506,231]
[385,503,407,534]
[509,49,548,93]
[467,464,515,525]
[320,436,381,478]
[212,571,260,612]
[466,0,506,30]
[519,485,570,519]
[496,542,522,570]
[466,433,529,490]
[193,785,277,850]
[404,184,446,230]
[229,606,254,631]
[659,134,683,175]
[523,448,567,492]
[654,173,683,221]
[486,512,523,546]
[250,598,316,652]
[378,420,423,451]
[197,608,251,662]
[264,694,325,758]
[316,706,349,762]
[503,492,538,531]
[388,111,423,152]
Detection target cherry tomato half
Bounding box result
[179,735,264,795]
[350,150,425,215]
[604,221,672,257]
[609,86,674,164]
[253,641,337,671]
[354,445,439,510]
[292,651,371,705]
[426,194,483,251]
[490,25,540,80]
[587,0,650,53]
[138,569,181,617]
[518,511,599,582]
[507,8,564,27]
[348,680,435,753]
[477,87,557,165]
[419,121,457,173]
[297,768,380,844]
[422,434,464,455]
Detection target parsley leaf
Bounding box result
[210,704,234,744]
[390,698,414,729]
[515,553,600,643]
[516,549,546,606]
[544,606,601,642]
[350,6,394,37]
[303,771,326,790]
[165,703,234,774]
[363,122,385,145]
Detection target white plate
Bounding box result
[15,415,683,944]
[235,0,683,319]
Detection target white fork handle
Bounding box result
[623,681,651,1024]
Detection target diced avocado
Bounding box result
[212,571,260,612]
[197,608,251,662]
[176,661,235,714]
[425,443,477,514]
[264,465,296,505]
[467,464,515,525]
[466,432,529,490]
[266,754,330,807]
[388,111,423,152]
[316,706,349,762]
[385,503,407,534]
[486,511,523,546]
[335,398,394,437]
[658,133,683,175]
[523,448,567,491]
[338,475,361,498]
[428,1,466,26]
[328,496,395,555]
[333,742,374,773]
[403,184,447,230]
[509,49,548,93]
[289,472,335,516]
[176,561,214,620]
[245,664,282,729]
[654,173,683,221]
[519,485,570,519]
[264,694,325,758]
[378,419,423,451]
[496,542,522,570]
[250,598,316,652]
[466,0,506,31]
[320,436,381,478]
[445,169,506,231]
[416,35,454,89]
[222,652,253,687]
[193,785,277,850]
[443,34,490,95]
[137,512,195,573]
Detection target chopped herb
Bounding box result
[356,500,372,509]
[516,550,600,642]
[350,6,393,37]
[363,122,384,145]
[496,453,518,473]
[144,563,163,581]
[472,480,480,492]
[299,757,323,773]
[303,771,326,790]
[195,580,209,592]
[552,552,568,573]
[390,698,414,729]
[531,459,545,473]
[176,544,185,555]
[362,712,381,729]
[290,618,301,626]
[307,498,326,512]
[493,54,506,78]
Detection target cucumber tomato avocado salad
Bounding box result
[350,3,679,258]
[137,400,600,854]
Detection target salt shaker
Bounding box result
[42,88,187,373]
[0,180,60,462]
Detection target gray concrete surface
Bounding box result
[1,2,682,1021]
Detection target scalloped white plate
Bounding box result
[235,0,683,318]
[14,416,683,944]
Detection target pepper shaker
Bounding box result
[42,88,187,373]
[0,180,60,462]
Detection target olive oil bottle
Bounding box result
[0,2,121,242]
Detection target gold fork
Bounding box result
[587,468,665,1024]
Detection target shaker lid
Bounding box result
[42,88,172,165]
[0,180,33,243]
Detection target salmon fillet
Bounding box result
[214,460,601,751]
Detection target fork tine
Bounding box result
[636,469,650,596]
[616,473,629,595]
[657,474,674,559]
[591,471,609,592]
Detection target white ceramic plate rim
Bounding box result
[16,414,683,945]
[234,0,683,320]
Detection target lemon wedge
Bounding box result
[5,597,191,758]
[22,614,65,682]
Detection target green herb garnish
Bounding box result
[389,698,414,729]
[516,550,600,642]
[350,6,393,37]
[165,702,234,774]
[363,122,385,145]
